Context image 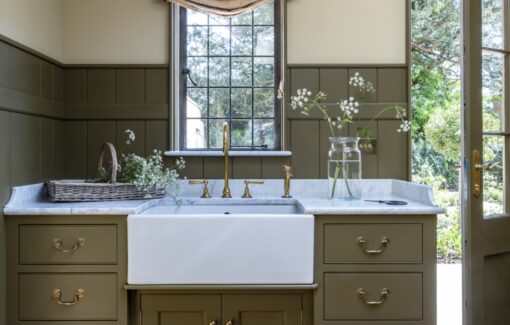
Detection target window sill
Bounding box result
[164,150,292,157]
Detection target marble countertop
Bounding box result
[3,179,444,216]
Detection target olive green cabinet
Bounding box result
[140,294,305,325]
[314,215,437,325]
[6,216,128,325]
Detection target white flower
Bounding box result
[277,80,284,99]
[125,129,136,144]
[398,120,411,133]
[290,88,311,110]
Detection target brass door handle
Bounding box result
[52,237,85,253]
[357,236,389,254]
[357,288,390,305]
[473,150,482,198]
[51,288,85,306]
[225,320,233,325]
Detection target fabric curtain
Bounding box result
[167,0,273,17]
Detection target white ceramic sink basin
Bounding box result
[128,209,314,284]
[140,203,303,215]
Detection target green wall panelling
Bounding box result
[232,157,262,179]
[0,41,9,87]
[40,61,53,100]
[25,55,41,97]
[116,69,145,103]
[64,69,87,103]
[290,120,320,179]
[10,114,41,186]
[87,69,116,103]
[146,120,169,155]
[7,46,27,92]
[87,121,116,178]
[319,68,349,102]
[145,68,169,103]
[377,120,408,180]
[377,68,407,103]
[204,157,233,179]
[261,157,291,179]
[179,157,204,179]
[116,120,146,156]
[63,121,88,178]
[53,65,64,102]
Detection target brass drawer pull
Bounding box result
[225,320,233,325]
[52,237,85,253]
[51,288,85,306]
[357,288,390,305]
[357,236,389,254]
[209,320,218,325]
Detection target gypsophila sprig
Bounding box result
[349,72,375,100]
[125,129,136,144]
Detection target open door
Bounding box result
[462,0,510,324]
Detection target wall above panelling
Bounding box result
[62,0,169,64]
[0,0,64,61]
[286,0,406,65]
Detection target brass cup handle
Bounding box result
[357,288,390,305]
[51,288,85,306]
[225,320,233,325]
[52,237,86,253]
[209,320,218,325]
[357,236,389,254]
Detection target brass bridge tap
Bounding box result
[222,122,232,198]
[282,165,292,198]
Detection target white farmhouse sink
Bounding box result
[128,208,314,284]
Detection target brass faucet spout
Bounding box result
[222,122,232,198]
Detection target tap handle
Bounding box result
[282,165,292,198]
[242,179,265,198]
[188,179,211,198]
[283,165,292,177]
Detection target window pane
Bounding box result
[186,88,207,118]
[187,26,207,55]
[254,57,274,86]
[209,26,230,55]
[209,15,230,26]
[254,26,274,55]
[231,57,252,86]
[254,88,274,117]
[209,88,230,118]
[187,10,208,25]
[483,136,505,216]
[482,0,504,49]
[232,26,253,55]
[187,57,208,87]
[482,51,504,132]
[209,57,230,86]
[232,119,253,147]
[232,11,252,25]
[209,119,228,148]
[231,88,252,117]
[254,2,274,25]
[186,119,207,149]
[254,119,275,148]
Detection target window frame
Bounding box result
[177,1,283,151]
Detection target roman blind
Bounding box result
[166,0,272,16]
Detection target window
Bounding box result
[480,0,509,216]
[179,1,281,150]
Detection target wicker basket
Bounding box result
[46,142,165,202]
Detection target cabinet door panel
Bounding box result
[141,295,220,325]
[222,294,301,325]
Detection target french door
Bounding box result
[462,0,510,324]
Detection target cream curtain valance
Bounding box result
[167,0,273,17]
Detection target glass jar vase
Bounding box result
[328,137,362,199]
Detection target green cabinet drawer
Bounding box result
[19,225,117,264]
[323,223,422,264]
[323,272,422,321]
[19,273,118,321]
